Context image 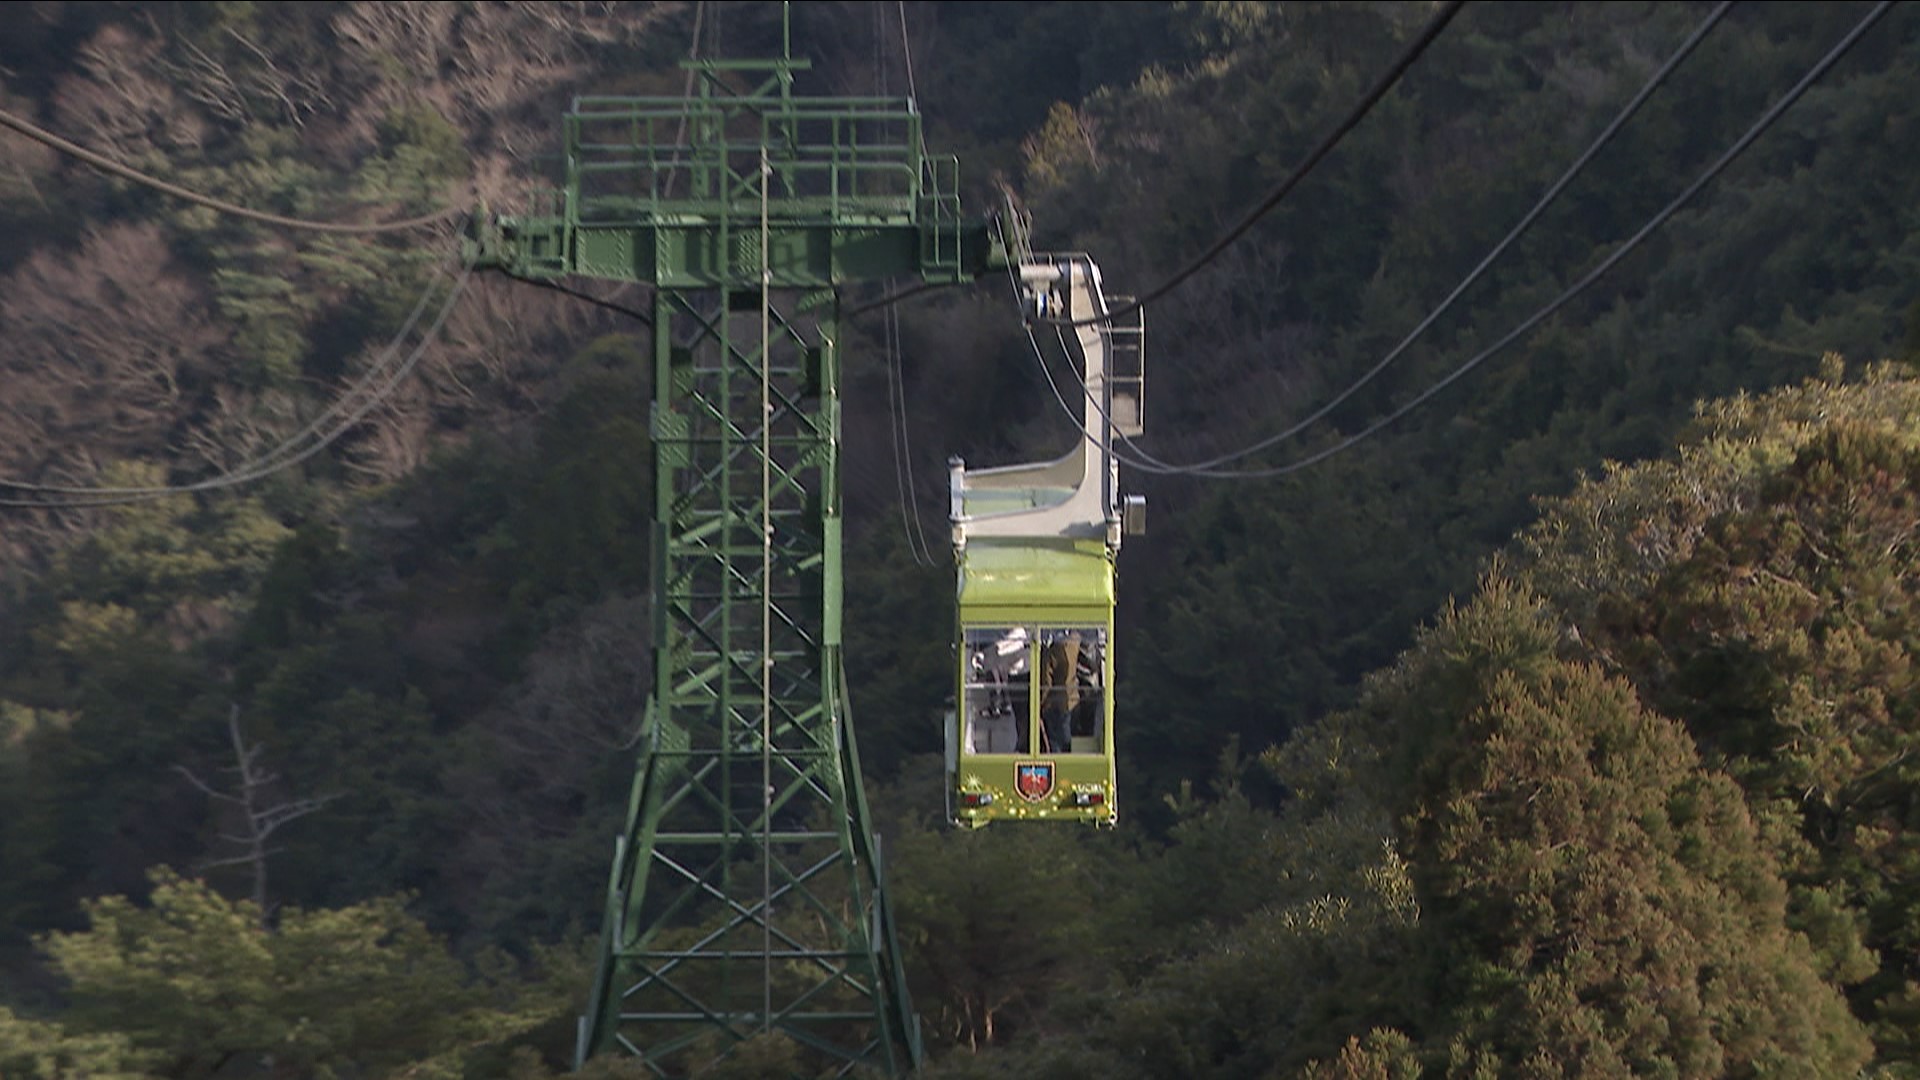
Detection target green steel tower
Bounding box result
[470,34,999,1078]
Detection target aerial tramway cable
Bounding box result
[1159,0,1897,481]
[0,91,476,508]
[1073,0,1733,475]
[846,0,1469,326]
[0,107,463,234]
[1139,0,1736,474]
[877,0,942,564]
[1026,0,1890,482]
[0,0,720,507]
[1033,0,1468,331]
[0,263,474,508]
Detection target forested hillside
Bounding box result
[2,2,1917,1076]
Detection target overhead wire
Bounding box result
[0,106,464,234]
[580,0,704,312]
[1020,0,1891,482]
[898,0,927,157]
[1097,0,1739,475]
[38,265,464,499]
[0,95,477,508]
[0,262,474,508]
[878,0,939,564]
[881,285,918,562]
[485,266,654,326]
[756,141,774,1033]
[1155,0,1898,481]
[886,298,936,565]
[12,1,1886,507]
[672,0,706,196]
[843,279,960,319]
[231,263,448,473]
[1034,0,1468,331]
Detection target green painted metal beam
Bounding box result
[466,44,999,1078]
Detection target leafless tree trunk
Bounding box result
[175,704,338,928]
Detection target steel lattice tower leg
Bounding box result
[579,280,920,1075]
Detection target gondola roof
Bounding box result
[958,539,1113,611]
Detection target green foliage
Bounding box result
[0,545,220,934]
[1326,575,1870,1075]
[889,821,1112,1050]
[902,743,1418,1079]
[1022,102,1101,196]
[240,521,346,650]
[1125,455,1437,804]
[1059,0,1920,818]
[371,102,468,189]
[244,643,454,911]
[1522,365,1920,1069]
[0,1005,150,1080]
[39,869,552,1079]
[50,463,292,623]
[211,263,314,386]
[1298,1029,1421,1080]
[841,527,953,772]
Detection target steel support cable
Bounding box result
[1116,0,1738,474]
[897,0,928,159]
[874,7,922,567]
[0,106,464,234]
[239,267,447,472]
[1022,325,1167,476]
[881,288,920,564]
[2,261,456,497]
[1,263,474,508]
[887,301,936,565]
[1008,245,1172,476]
[485,267,655,326]
[1162,0,1898,481]
[5,263,450,502]
[588,0,704,315]
[671,1,706,193]
[836,14,963,315]
[1033,0,1468,331]
[837,6,959,328]
[843,279,960,319]
[880,2,938,567]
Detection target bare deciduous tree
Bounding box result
[52,23,210,161]
[331,1,676,136]
[0,222,227,479]
[175,705,339,928]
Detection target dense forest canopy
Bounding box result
[2,1,1918,1075]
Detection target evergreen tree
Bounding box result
[1336,575,1872,1075]
[1523,363,1920,1067]
[37,869,557,1079]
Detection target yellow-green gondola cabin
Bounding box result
[946,256,1142,828]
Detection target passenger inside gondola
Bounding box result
[1035,627,1103,753]
[964,627,1027,754]
[1070,641,1102,752]
[1039,630,1081,754]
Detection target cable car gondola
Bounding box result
[947,256,1143,827]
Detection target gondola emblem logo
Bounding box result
[1014,761,1055,802]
